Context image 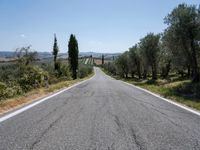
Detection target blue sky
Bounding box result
[0,0,199,53]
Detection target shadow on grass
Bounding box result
[126,78,200,103]
[172,81,200,102]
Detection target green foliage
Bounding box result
[129,45,142,78]
[115,52,129,78]
[53,34,59,70]
[0,63,20,83]
[139,33,160,80]
[102,54,104,65]
[54,60,71,79]
[68,34,79,79]
[105,3,200,83]
[16,46,38,66]
[0,82,23,100]
[103,62,117,75]
[0,82,6,92]
[78,64,93,78]
[164,3,200,82]
[18,66,49,92]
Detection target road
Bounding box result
[0,67,200,150]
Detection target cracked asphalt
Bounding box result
[0,67,200,150]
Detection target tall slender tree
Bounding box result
[102,54,104,65]
[68,34,79,79]
[52,34,59,70]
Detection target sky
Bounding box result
[0,0,199,53]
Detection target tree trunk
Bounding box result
[152,64,157,80]
[54,55,57,70]
[125,73,128,78]
[131,72,134,78]
[164,60,171,78]
[187,65,191,78]
[190,40,199,82]
[143,69,147,79]
[137,62,141,79]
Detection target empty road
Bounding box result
[0,67,200,150]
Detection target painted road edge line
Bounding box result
[121,81,200,117]
[101,68,200,117]
[0,72,95,123]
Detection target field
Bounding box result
[79,57,94,65]
[93,58,112,65]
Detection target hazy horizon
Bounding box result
[0,0,199,53]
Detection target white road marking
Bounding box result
[121,81,200,117]
[0,73,95,123]
[101,69,200,117]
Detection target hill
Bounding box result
[0,51,120,61]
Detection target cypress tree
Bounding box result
[102,54,104,65]
[68,34,79,79]
[52,34,59,70]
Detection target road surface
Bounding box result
[0,67,200,150]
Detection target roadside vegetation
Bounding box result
[102,3,200,110]
[0,34,93,103]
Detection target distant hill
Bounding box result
[0,51,120,61]
[0,51,15,58]
[79,52,121,59]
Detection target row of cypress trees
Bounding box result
[52,34,79,79]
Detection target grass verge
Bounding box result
[0,72,94,115]
[102,68,200,111]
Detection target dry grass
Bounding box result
[0,73,94,115]
[94,59,102,65]
[94,58,112,65]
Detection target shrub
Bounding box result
[0,82,23,100]
[0,82,6,100]
[78,64,93,78]
[103,62,117,75]
[0,63,20,83]
[56,61,71,79]
[18,66,49,92]
[48,61,72,83]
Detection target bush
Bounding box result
[48,61,72,84]
[0,82,6,100]
[0,63,20,83]
[78,64,93,78]
[56,61,71,79]
[3,86,21,99]
[18,66,49,92]
[103,62,117,75]
[0,82,23,100]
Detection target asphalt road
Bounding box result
[0,67,200,150]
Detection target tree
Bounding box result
[159,39,172,78]
[68,34,79,79]
[102,54,104,65]
[116,52,129,78]
[129,45,142,79]
[164,3,200,82]
[139,33,160,80]
[52,34,59,70]
[16,46,38,66]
